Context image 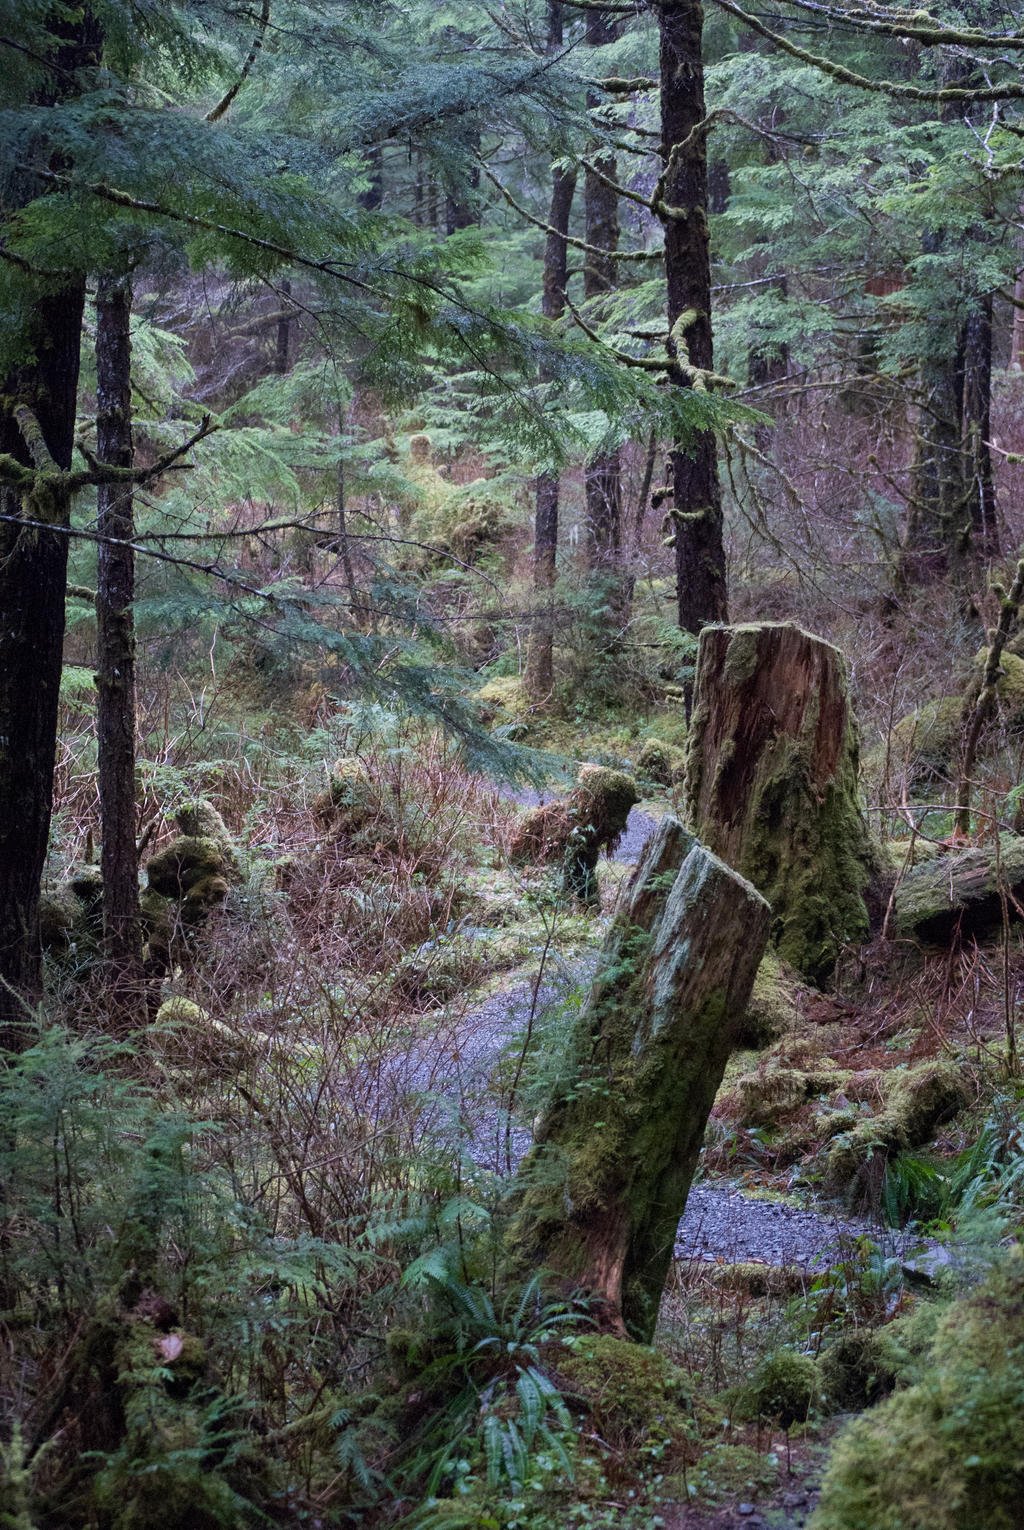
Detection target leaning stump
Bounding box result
[684,622,876,986]
[507,816,770,1341]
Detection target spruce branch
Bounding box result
[709,0,1024,103]
[772,0,1024,52]
[479,161,660,261]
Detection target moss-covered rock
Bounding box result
[311,757,376,834]
[823,1058,970,1193]
[750,1347,819,1428]
[726,1064,838,1128]
[884,695,964,788]
[39,865,105,965]
[812,1253,1024,1530]
[893,835,1024,943]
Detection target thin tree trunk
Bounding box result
[524,0,575,704]
[962,295,998,557]
[95,271,143,1013]
[659,0,728,635]
[584,8,622,579]
[275,277,292,374]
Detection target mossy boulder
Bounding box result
[883,695,964,788]
[823,1058,970,1193]
[750,1347,820,1428]
[637,736,686,786]
[39,864,104,964]
[145,836,230,906]
[812,1253,1024,1530]
[311,757,376,834]
[893,836,1024,943]
[726,1064,838,1128]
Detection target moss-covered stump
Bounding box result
[507,816,770,1340]
[684,622,876,987]
[637,737,687,786]
[892,835,1024,943]
[508,764,639,907]
[39,864,104,964]
[311,757,376,836]
[812,1252,1024,1530]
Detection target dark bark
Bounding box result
[524,1,575,704]
[659,0,728,635]
[0,10,100,1048]
[584,9,623,576]
[95,271,144,1009]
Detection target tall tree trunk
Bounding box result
[0,12,99,1049]
[659,0,728,636]
[584,8,622,580]
[95,271,143,1014]
[524,1,575,704]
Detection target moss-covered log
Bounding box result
[684,622,875,986]
[507,816,770,1341]
[893,836,1024,943]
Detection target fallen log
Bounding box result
[684,622,876,986]
[506,816,770,1341]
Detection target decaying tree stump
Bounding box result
[684,622,876,986]
[507,816,770,1341]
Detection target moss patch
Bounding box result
[823,1058,971,1194]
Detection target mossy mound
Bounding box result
[174,799,233,853]
[725,1064,838,1128]
[884,695,964,788]
[893,835,1024,943]
[678,1442,779,1507]
[823,1058,970,1194]
[750,1347,819,1428]
[145,836,230,906]
[548,1334,691,1450]
[735,951,807,1049]
[819,1329,898,1412]
[39,865,104,964]
[701,1262,807,1299]
[812,1253,1024,1530]
[476,674,527,724]
[311,757,376,834]
[637,736,686,786]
